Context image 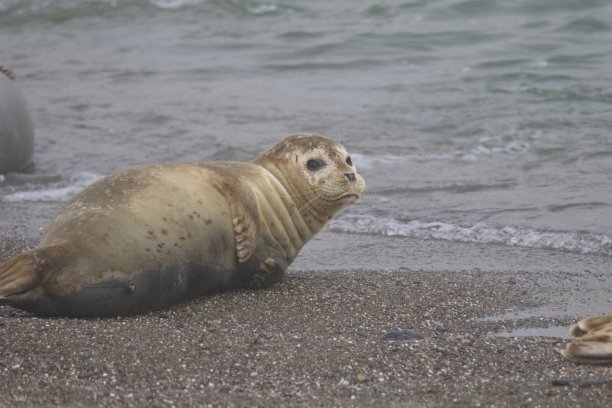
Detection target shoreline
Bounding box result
[1,237,611,406]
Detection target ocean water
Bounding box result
[1,0,612,264]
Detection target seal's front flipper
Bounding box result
[232,212,257,263]
[0,244,65,299]
[248,257,288,288]
[229,185,259,264]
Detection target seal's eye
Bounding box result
[346,156,353,166]
[306,159,326,171]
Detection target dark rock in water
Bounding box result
[379,328,423,341]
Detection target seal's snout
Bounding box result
[344,172,356,182]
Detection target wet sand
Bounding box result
[0,237,611,407]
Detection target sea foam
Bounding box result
[329,214,612,257]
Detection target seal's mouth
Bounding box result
[329,193,360,202]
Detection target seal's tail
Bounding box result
[0,245,64,299]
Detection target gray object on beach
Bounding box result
[0,66,34,174]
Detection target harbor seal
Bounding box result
[561,314,612,365]
[0,134,365,317]
[0,66,34,174]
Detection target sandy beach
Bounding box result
[1,236,610,407]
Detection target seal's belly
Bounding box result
[20,262,236,317]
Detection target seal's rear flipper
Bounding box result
[0,245,64,299]
[561,314,612,365]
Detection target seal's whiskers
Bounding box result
[298,191,325,216]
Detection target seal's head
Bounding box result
[255,133,365,221]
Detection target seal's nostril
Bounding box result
[344,172,356,182]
